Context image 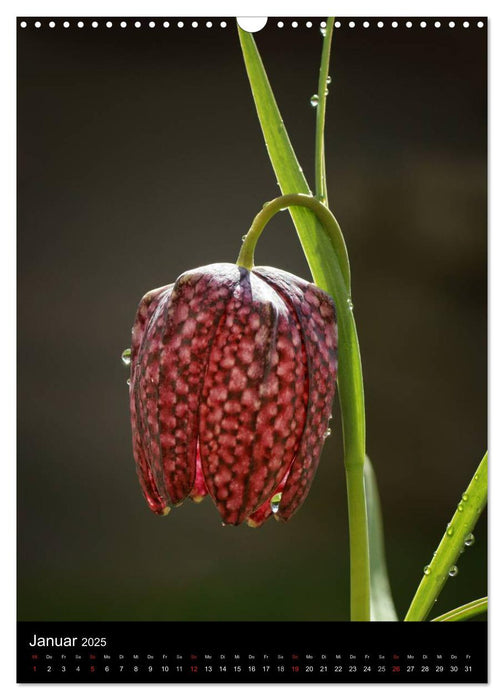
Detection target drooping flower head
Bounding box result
[128,263,337,526]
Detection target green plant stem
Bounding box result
[404,452,487,621]
[236,193,350,288]
[237,193,369,621]
[315,17,334,204]
[431,597,487,622]
[345,467,370,620]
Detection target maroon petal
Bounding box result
[199,268,308,525]
[253,266,338,521]
[129,285,173,514]
[130,285,173,365]
[154,264,241,504]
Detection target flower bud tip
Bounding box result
[246,518,260,528]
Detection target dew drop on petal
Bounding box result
[271,492,282,514]
[448,565,458,577]
[126,378,131,386]
[121,348,132,366]
[310,94,319,107]
[324,427,332,439]
[464,533,475,547]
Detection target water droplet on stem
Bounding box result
[464,533,475,547]
[448,565,458,577]
[310,94,319,107]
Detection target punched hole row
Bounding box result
[19,19,487,30]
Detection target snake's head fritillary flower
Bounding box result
[126,263,337,526]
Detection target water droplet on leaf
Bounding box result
[464,533,475,547]
[446,524,454,537]
[448,565,458,577]
[462,492,469,502]
[121,348,132,366]
[347,297,354,311]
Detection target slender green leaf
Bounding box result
[404,452,487,621]
[364,456,398,621]
[315,17,334,204]
[431,597,487,622]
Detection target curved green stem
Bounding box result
[404,452,487,621]
[315,17,334,204]
[431,596,487,622]
[237,193,350,289]
[237,193,369,620]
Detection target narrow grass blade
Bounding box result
[364,456,398,621]
[404,452,487,621]
[431,596,487,622]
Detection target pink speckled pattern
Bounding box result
[128,263,338,525]
[252,267,338,522]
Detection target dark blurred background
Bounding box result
[17,17,486,621]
